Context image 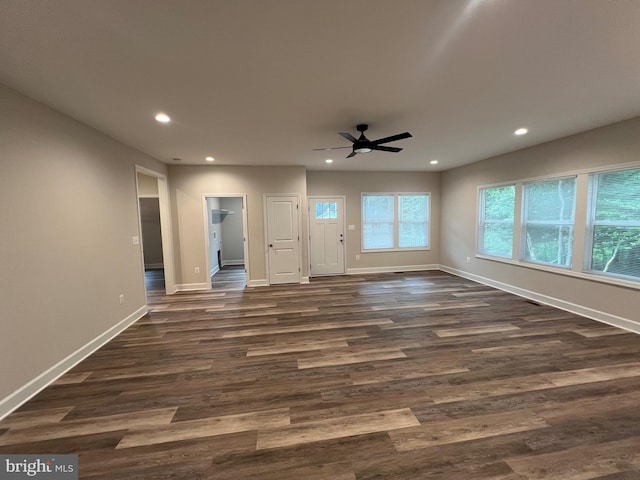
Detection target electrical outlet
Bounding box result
[119,294,125,304]
[194,267,200,274]
[356,255,360,261]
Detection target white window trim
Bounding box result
[477,184,516,259]
[520,175,577,268]
[583,167,640,283]
[361,192,431,252]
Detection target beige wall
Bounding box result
[307,171,440,271]
[168,165,307,285]
[0,83,167,406]
[441,117,640,324]
[136,172,159,196]
[220,197,245,264]
[139,198,164,268]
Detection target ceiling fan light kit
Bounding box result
[314,124,412,158]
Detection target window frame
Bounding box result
[584,166,640,282]
[477,184,516,259]
[474,162,640,290]
[361,192,430,252]
[520,176,577,269]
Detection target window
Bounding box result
[522,177,576,267]
[586,167,640,280]
[478,185,516,258]
[315,201,337,219]
[362,193,429,250]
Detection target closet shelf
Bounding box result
[211,209,234,224]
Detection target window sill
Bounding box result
[475,254,640,291]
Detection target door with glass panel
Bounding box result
[309,197,345,276]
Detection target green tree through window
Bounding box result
[479,185,515,258]
[588,168,640,279]
[523,178,576,267]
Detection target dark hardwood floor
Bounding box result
[2,271,640,479]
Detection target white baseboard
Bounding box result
[0,305,148,421]
[440,265,640,334]
[222,259,244,266]
[247,279,269,287]
[209,265,220,277]
[301,276,310,284]
[175,283,210,292]
[347,264,439,276]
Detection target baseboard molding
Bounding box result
[301,276,310,284]
[175,283,210,292]
[440,265,640,334]
[222,259,244,266]
[210,265,220,277]
[247,279,269,287]
[347,264,440,276]
[0,305,148,421]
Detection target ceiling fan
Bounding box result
[314,124,412,158]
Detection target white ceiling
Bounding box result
[2,0,640,171]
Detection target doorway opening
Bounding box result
[203,195,249,290]
[135,167,176,297]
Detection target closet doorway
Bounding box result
[203,195,248,289]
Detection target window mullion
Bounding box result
[394,194,399,249]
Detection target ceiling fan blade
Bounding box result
[312,146,352,151]
[370,145,402,153]
[371,132,412,145]
[339,132,358,143]
[346,151,357,158]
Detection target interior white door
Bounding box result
[309,197,345,276]
[266,196,301,284]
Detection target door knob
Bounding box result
[269,244,273,248]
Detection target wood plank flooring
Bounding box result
[2,270,640,479]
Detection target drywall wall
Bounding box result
[306,171,440,272]
[168,165,307,286]
[441,116,640,325]
[220,197,245,265]
[137,171,159,196]
[0,83,167,413]
[139,197,163,268]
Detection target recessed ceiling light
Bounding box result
[514,127,528,136]
[155,112,171,123]
[430,160,439,165]
[325,159,333,164]
[206,156,215,162]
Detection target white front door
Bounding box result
[309,197,345,276]
[266,195,301,284]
